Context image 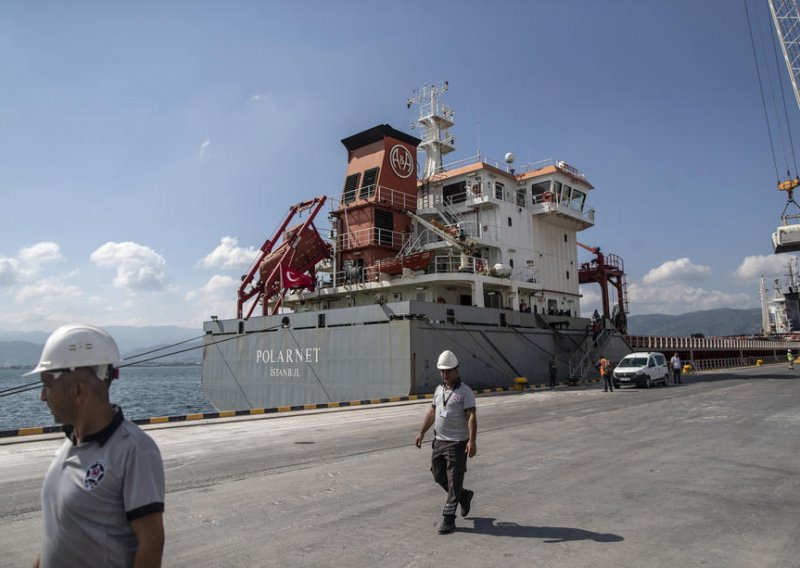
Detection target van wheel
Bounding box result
[663,374,670,386]
[645,376,651,389]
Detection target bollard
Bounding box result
[512,377,529,391]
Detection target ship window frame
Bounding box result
[516,187,526,207]
[531,180,550,203]
[570,189,586,212]
[359,167,380,200]
[374,209,394,247]
[495,181,505,200]
[443,181,467,205]
[343,173,361,204]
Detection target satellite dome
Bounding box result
[504,152,515,164]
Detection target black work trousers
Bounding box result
[603,374,613,391]
[431,439,468,518]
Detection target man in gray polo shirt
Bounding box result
[415,350,477,534]
[28,324,165,568]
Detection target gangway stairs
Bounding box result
[568,327,615,383]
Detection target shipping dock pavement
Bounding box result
[1,368,799,568]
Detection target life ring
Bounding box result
[543,191,553,203]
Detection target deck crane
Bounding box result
[577,242,629,335]
[767,0,800,252]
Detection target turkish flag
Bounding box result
[281,265,314,290]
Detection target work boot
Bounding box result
[437,516,456,534]
[460,489,474,517]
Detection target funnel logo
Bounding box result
[390,145,414,179]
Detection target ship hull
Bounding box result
[202,301,597,410]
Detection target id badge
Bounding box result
[439,409,448,418]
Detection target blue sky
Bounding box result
[1,0,797,331]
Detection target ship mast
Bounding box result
[407,82,455,178]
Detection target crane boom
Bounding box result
[769,0,800,115]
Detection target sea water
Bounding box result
[0,366,215,432]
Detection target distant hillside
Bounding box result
[0,341,46,368]
[627,308,762,337]
[0,325,202,369]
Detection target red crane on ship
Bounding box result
[237,196,331,319]
[577,242,629,335]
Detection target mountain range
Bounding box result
[0,308,766,368]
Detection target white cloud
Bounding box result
[627,282,754,315]
[90,241,168,291]
[198,236,259,270]
[18,241,62,268]
[250,93,268,102]
[198,137,211,159]
[579,286,602,315]
[734,254,796,280]
[185,274,239,320]
[0,257,21,286]
[0,242,63,286]
[642,257,711,285]
[15,277,81,303]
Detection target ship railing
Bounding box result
[415,220,500,247]
[429,153,588,180]
[430,255,485,275]
[568,327,615,380]
[338,227,409,251]
[687,355,783,372]
[330,184,417,212]
[627,335,800,351]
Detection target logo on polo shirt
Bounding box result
[84,460,107,491]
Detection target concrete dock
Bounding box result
[2,367,799,567]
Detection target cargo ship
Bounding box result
[200,83,633,410]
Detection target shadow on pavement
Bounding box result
[459,517,624,543]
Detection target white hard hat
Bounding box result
[25,324,121,378]
[437,350,459,370]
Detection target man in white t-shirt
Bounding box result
[415,350,477,534]
[670,352,683,384]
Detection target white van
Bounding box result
[612,352,670,388]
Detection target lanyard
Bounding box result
[440,381,460,408]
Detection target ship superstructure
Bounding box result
[275,84,596,319]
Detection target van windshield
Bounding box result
[618,357,648,368]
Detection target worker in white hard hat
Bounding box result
[415,350,477,535]
[789,349,794,370]
[28,324,165,568]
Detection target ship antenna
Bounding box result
[408,81,455,178]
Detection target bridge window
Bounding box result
[531,181,550,201]
[359,167,379,200]
[443,181,467,204]
[570,189,586,212]
[495,182,505,200]
[516,188,526,207]
[343,173,361,204]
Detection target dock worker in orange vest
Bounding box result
[599,355,612,392]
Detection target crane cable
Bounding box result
[745,0,782,183]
